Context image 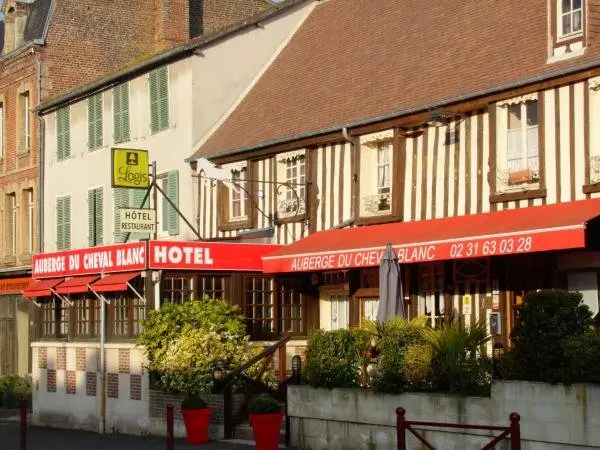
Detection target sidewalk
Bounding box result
[0,423,255,450]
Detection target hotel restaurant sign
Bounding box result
[31,241,280,279]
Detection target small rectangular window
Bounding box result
[18,91,30,152]
[88,93,103,150]
[245,276,275,338]
[6,193,17,256]
[330,295,349,330]
[56,107,71,161]
[0,102,4,159]
[149,67,169,133]
[560,0,583,37]
[26,189,34,254]
[506,100,539,184]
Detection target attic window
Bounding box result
[559,0,583,38]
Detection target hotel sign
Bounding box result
[32,242,146,279]
[111,148,149,189]
[149,241,280,272]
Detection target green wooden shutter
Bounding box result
[149,67,169,133]
[57,196,71,250]
[158,67,169,131]
[57,107,70,160]
[56,197,64,250]
[113,188,129,243]
[88,94,103,149]
[166,170,179,235]
[88,188,104,246]
[130,188,150,240]
[113,83,130,143]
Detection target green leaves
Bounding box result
[303,328,370,389]
[503,289,594,384]
[138,296,274,396]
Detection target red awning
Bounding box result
[263,198,600,273]
[91,272,139,293]
[22,278,64,298]
[55,275,100,294]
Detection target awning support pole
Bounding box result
[88,285,107,434]
[126,282,146,305]
[51,289,72,306]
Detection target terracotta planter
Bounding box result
[249,412,283,450]
[181,407,213,445]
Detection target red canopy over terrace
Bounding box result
[262,198,600,273]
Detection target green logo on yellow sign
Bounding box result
[111,148,149,189]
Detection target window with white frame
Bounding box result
[18,91,30,152]
[359,130,394,217]
[559,0,583,38]
[230,167,248,221]
[330,295,349,330]
[0,102,4,159]
[27,189,34,253]
[277,150,306,219]
[588,78,600,184]
[496,95,540,191]
[6,193,17,256]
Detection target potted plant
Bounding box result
[181,393,213,445]
[248,393,283,450]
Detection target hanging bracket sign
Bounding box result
[111,148,149,189]
[119,208,156,234]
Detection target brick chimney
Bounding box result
[2,1,30,54]
[189,0,271,38]
[154,0,189,51]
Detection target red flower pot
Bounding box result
[181,407,213,445]
[249,412,283,450]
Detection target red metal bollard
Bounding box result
[510,412,521,450]
[20,397,27,450]
[396,407,406,450]
[166,403,174,450]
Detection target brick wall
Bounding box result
[149,390,244,424]
[200,0,271,35]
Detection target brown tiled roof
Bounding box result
[190,0,600,160]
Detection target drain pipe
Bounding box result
[36,50,44,253]
[341,127,356,227]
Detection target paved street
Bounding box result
[0,423,255,450]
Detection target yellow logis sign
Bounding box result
[111,148,149,189]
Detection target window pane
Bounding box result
[507,129,522,159]
[507,105,521,129]
[562,14,572,35]
[526,127,539,158]
[526,101,538,126]
[573,10,582,32]
[573,0,581,11]
[563,0,571,11]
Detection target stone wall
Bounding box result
[288,381,600,450]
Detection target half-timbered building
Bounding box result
[187,0,600,357]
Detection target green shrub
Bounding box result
[0,375,32,409]
[366,316,428,393]
[248,394,281,414]
[403,320,491,394]
[506,289,592,383]
[563,331,600,384]
[303,328,370,389]
[181,393,207,410]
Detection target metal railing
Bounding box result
[396,407,521,450]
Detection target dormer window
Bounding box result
[559,0,583,38]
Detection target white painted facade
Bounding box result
[41,1,315,252]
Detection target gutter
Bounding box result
[193,57,600,161]
[36,49,44,253]
[34,0,310,116]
